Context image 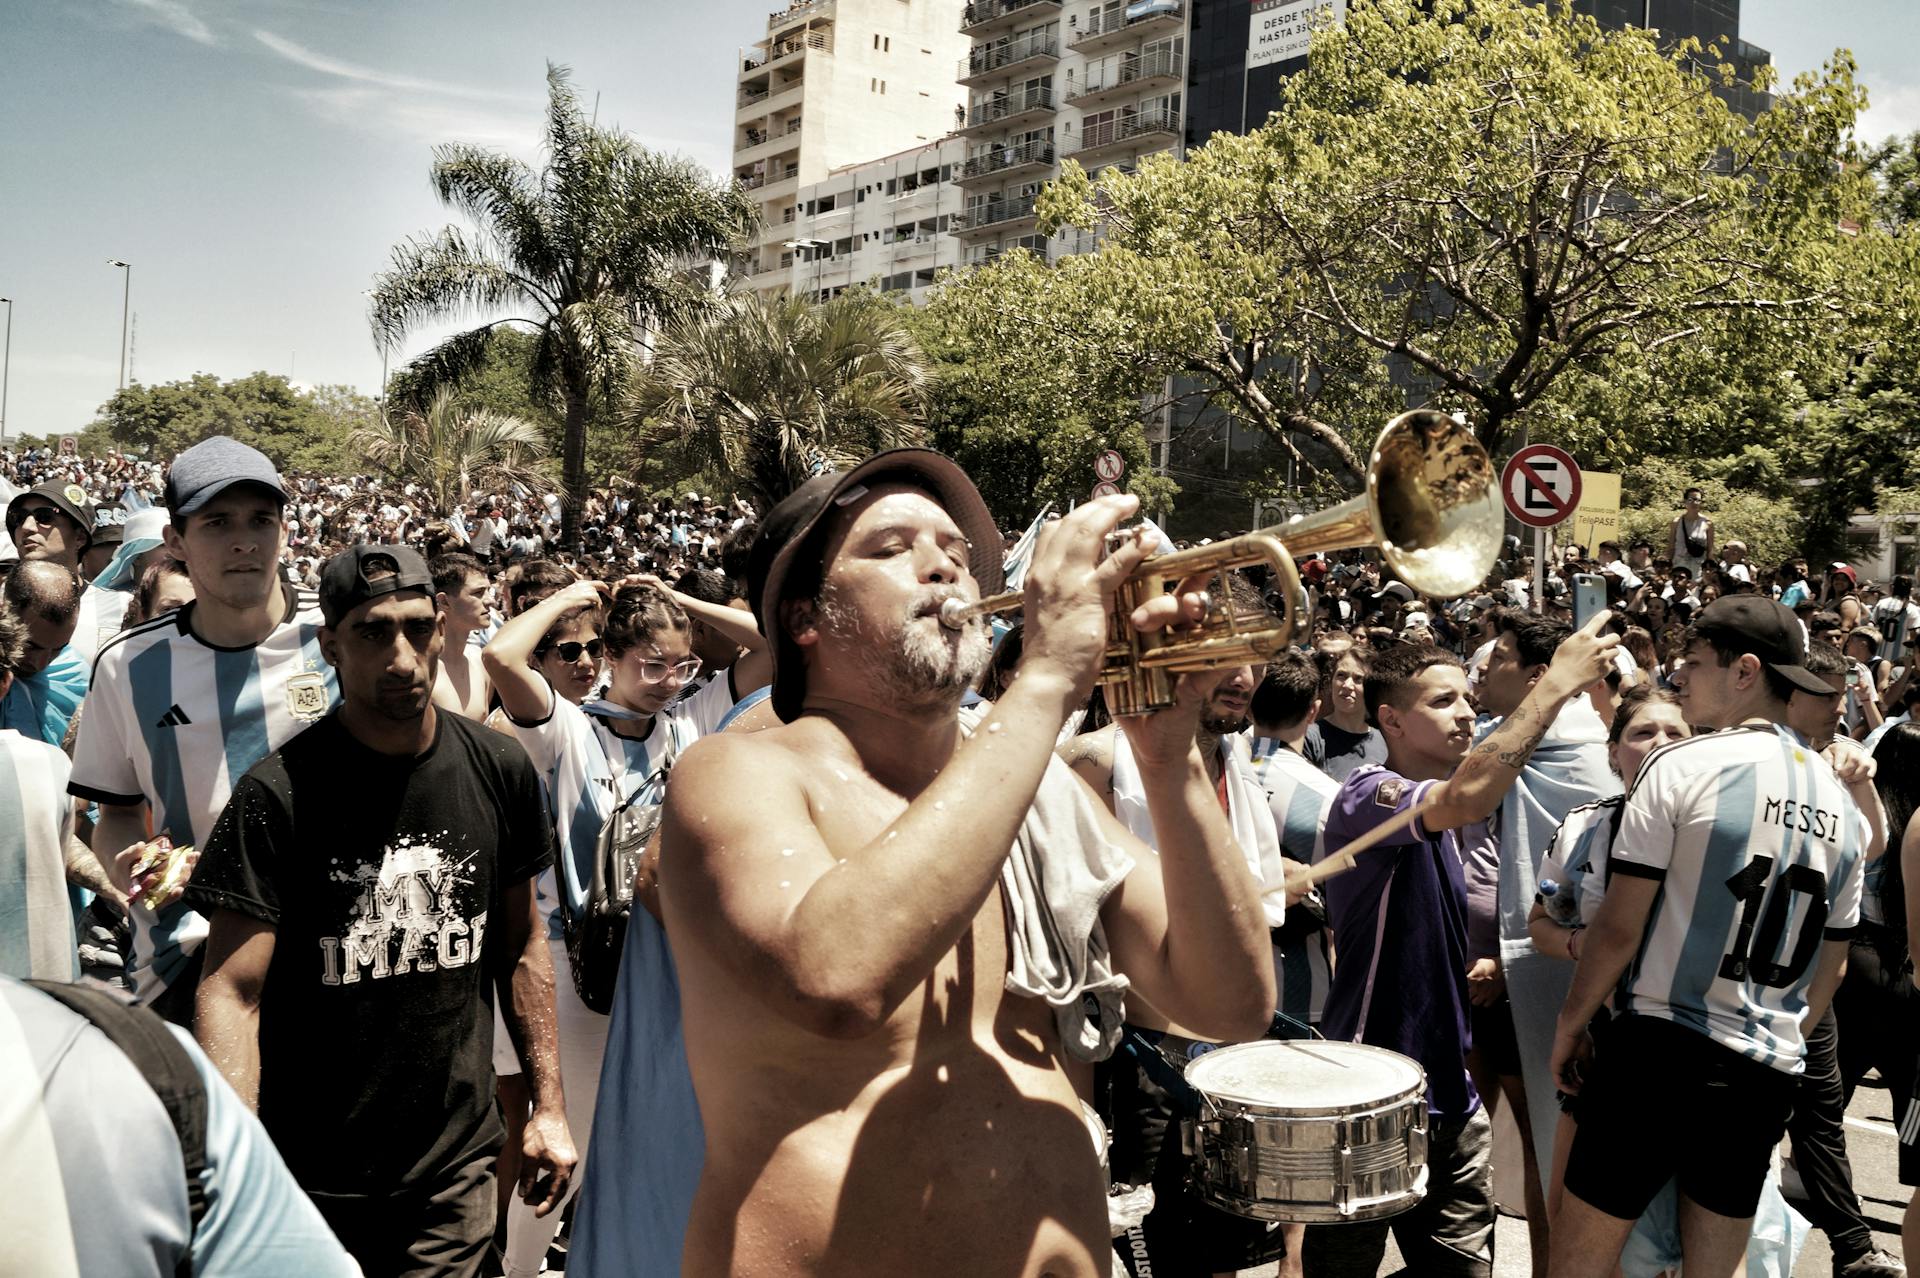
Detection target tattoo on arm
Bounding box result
[1468,703,1552,772]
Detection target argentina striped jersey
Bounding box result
[0,730,79,981]
[507,684,715,936]
[69,589,336,1002]
[1534,797,1626,931]
[1612,725,1868,1073]
[1245,736,1337,1023]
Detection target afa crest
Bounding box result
[286,672,330,721]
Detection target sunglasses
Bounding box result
[537,639,603,663]
[635,657,702,683]
[6,505,63,532]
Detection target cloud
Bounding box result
[115,0,217,45]
[252,32,537,106]
[252,30,544,150]
[1859,75,1920,147]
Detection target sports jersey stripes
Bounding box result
[508,687,717,936]
[1534,797,1625,931]
[1612,725,1868,1073]
[68,589,336,1002]
[0,730,79,980]
[1245,738,1337,1023]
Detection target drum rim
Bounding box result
[1183,1040,1428,1116]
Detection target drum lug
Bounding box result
[1180,1116,1195,1158]
[1407,1118,1428,1169]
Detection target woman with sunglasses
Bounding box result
[482,577,725,1278]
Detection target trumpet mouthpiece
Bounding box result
[938,597,972,630]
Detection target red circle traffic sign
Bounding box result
[1095,450,1125,483]
[1091,480,1122,498]
[1501,444,1582,529]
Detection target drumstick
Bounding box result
[1283,793,1444,894]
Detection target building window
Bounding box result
[884,36,891,51]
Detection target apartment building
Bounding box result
[733,0,972,290]
[953,0,1188,267]
[781,137,970,303]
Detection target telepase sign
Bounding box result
[1247,0,1344,70]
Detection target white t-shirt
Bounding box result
[1611,725,1868,1073]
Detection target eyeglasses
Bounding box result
[635,656,702,683]
[5,505,62,533]
[537,639,603,663]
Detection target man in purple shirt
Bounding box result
[1308,620,1617,1277]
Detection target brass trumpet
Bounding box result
[939,409,1504,715]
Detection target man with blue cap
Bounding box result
[70,436,337,1026]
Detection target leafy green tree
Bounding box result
[91,373,368,472]
[624,291,928,510]
[1864,131,1920,233]
[1616,451,1806,570]
[369,64,756,544]
[910,266,1177,524]
[349,388,551,519]
[386,327,563,436]
[1030,0,1866,484]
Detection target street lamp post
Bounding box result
[0,297,12,450]
[108,260,132,390]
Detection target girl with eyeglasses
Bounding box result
[477,578,705,1276]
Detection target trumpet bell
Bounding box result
[1365,410,1504,600]
[942,408,1506,715]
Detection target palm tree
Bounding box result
[368,64,755,544]
[626,291,930,509]
[350,388,552,520]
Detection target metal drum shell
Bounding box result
[1183,1041,1431,1224]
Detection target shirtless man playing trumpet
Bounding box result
[657,450,1277,1277]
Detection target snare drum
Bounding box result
[1182,1040,1428,1223]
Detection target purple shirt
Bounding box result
[1319,764,1481,1120]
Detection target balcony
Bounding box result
[737,80,804,124]
[769,30,831,61]
[958,138,1056,184]
[767,0,834,37]
[958,33,1060,85]
[1068,107,1181,163]
[959,85,1056,136]
[1066,49,1183,107]
[951,194,1040,235]
[1068,0,1184,57]
[961,0,1062,37]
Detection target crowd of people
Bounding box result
[3,437,1917,1278]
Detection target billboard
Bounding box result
[1248,0,1343,71]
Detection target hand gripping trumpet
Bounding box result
[938,410,1505,715]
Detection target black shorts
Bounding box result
[1469,996,1522,1078]
[1900,1059,1920,1187]
[1563,1014,1796,1221]
[1100,1035,1288,1275]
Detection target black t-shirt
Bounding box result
[187,710,556,1197]
[1302,720,1388,783]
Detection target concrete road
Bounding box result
[1238,1072,1912,1277]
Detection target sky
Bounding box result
[1,0,1916,441]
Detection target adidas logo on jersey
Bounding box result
[155,704,193,728]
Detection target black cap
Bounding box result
[91,505,129,546]
[9,481,98,547]
[318,544,435,626]
[746,449,1003,723]
[1693,596,1831,695]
